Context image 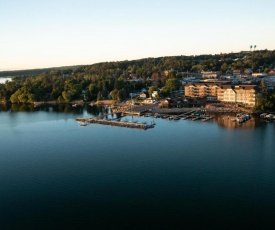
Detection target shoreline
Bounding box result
[1,100,270,115]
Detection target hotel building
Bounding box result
[184,83,257,107]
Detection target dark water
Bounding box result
[1,105,275,229]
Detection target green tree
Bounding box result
[101,86,109,99]
[221,63,229,73]
[97,91,102,101]
[110,89,118,101]
[10,88,36,104]
[165,78,181,92]
[114,80,124,90]
[27,93,35,103]
[61,91,71,103]
[167,70,177,79]
[18,93,29,103]
[117,89,126,102]
[10,89,22,103]
[191,64,204,73]
[57,95,65,103]
[260,80,267,94]
[148,86,158,98]
[88,83,98,96]
[160,86,170,97]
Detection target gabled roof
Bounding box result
[244,68,253,74]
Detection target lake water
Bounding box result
[0,104,275,229]
[0,77,12,84]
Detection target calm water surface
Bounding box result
[0,77,12,84]
[0,105,275,229]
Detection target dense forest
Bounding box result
[0,50,275,109]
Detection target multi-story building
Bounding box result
[184,83,221,98]
[184,83,257,107]
[218,85,256,106]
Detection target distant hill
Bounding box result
[0,65,80,77]
[1,50,274,77]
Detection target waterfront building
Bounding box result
[217,85,256,107]
[185,83,257,107]
[184,83,221,98]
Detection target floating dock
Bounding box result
[76,118,155,130]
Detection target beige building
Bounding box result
[142,98,155,104]
[184,83,221,98]
[185,83,257,107]
[217,85,256,107]
[202,71,222,79]
[252,73,267,77]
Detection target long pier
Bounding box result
[76,118,155,130]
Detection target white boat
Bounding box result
[79,122,87,126]
[260,113,267,118]
[236,113,251,123]
[266,114,274,119]
[174,116,180,120]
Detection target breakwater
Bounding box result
[76,118,155,130]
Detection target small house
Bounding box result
[233,70,242,78]
[268,70,275,76]
[139,93,147,99]
[143,98,155,104]
[151,91,159,98]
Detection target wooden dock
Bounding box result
[76,118,155,130]
[123,111,143,116]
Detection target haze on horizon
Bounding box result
[1,0,275,71]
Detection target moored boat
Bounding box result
[79,122,87,126]
[236,113,251,123]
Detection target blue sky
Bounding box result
[0,0,274,70]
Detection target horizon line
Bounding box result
[0,49,273,73]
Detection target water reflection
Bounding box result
[0,103,105,117]
[0,104,270,129]
[210,113,265,129]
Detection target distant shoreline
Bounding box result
[0,99,267,115]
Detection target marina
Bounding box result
[236,113,252,123]
[76,108,217,129]
[260,113,275,121]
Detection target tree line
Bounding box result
[0,49,275,106]
[256,80,275,111]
